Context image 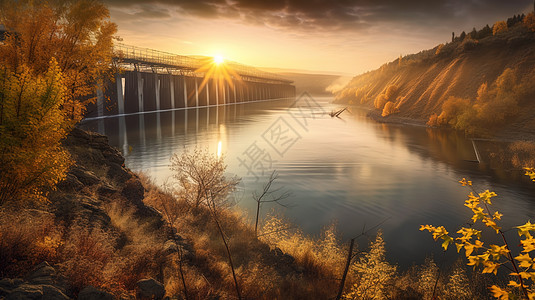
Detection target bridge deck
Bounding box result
[114,44,292,84]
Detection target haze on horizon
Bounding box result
[105,0,533,75]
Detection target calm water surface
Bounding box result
[80,96,535,268]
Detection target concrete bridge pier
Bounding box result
[195,77,199,107]
[137,72,144,113]
[116,74,125,115]
[182,75,188,109]
[96,86,104,118]
[233,84,237,103]
[155,74,160,111]
[170,76,175,110]
[88,70,295,119]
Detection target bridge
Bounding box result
[86,44,296,118]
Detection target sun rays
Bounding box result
[195,55,243,103]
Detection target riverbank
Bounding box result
[365,107,535,143]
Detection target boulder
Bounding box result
[56,173,84,192]
[70,166,101,186]
[121,178,145,208]
[78,286,114,300]
[136,278,165,300]
[26,262,55,285]
[7,284,43,299]
[40,284,70,300]
[96,183,118,197]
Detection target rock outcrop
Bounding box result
[0,262,70,300]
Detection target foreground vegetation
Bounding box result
[2,138,531,299]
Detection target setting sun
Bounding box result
[213,55,224,65]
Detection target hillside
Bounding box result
[335,14,535,138]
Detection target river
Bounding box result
[80,95,535,269]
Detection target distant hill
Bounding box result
[260,67,351,96]
[335,13,535,138]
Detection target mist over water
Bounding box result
[80,96,535,269]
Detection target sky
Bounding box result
[104,0,534,75]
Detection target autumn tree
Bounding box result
[0,60,72,205]
[492,21,507,35]
[0,0,117,120]
[0,0,116,204]
[524,12,535,32]
[381,101,397,117]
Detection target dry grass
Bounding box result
[56,202,165,296]
[141,171,505,299]
[0,209,62,277]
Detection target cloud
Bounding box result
[104,0,533,33]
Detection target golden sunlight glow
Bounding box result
[213,55,224,64]
[217,140,222,158]
[195,55,242,102]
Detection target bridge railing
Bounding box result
[114,43,199,70]
[113,43,292,83]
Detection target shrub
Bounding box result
[382,101,397,117]
[421,177,535,299]
[493,21,507,35]
[59,221,116,295]
[435,44,445,55]
[524,12,535,32]
[345,231,397,300]
[0,209,62,277]
[261,214,345,278]
[170,148,240,209]
[427,113,439,127]
[384,85,398,100]
[436,96,473,128]
[374,94,388,110]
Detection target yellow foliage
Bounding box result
[381,101,397,117]
[0,0,116,206]
[345,231,396,300]
[524,12,535,32]
[374,85,399,111]
[427,113,439,127]
[0,0,117,119]
[384,85,398,100]
[435,43,445,55]
[421,172,535,299]
[374,94,388,110]
[493,21,508,35]
[0,60,73,205]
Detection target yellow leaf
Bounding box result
[489,285,509,300]
[482,261,499,275]
[520,237,535,253]
[515,253,533,269]
[442,235,453,251]
[517,221,535,238]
